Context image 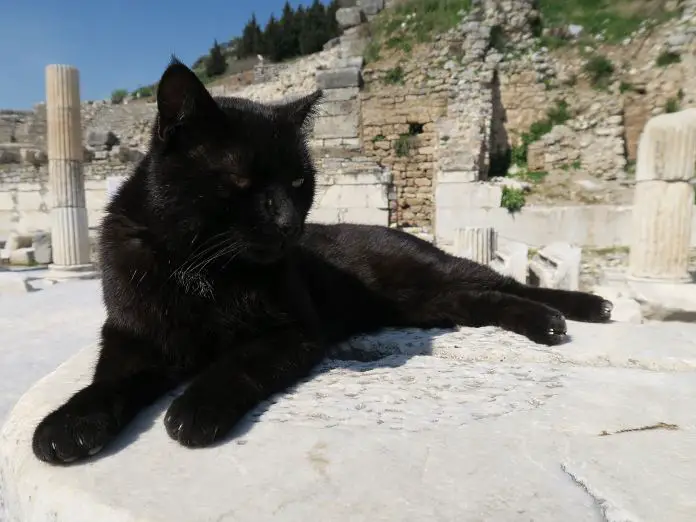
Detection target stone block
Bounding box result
[307,207,341,224]
[316,67,362,90]
[106,175,128,201]
[490,240,529,284]
[8,247,35,266]
[340,207,389,225]
[322,87,360,102]
[313,113,360,140]
[317,184,388,209]
[86,129,119,150]
[320,99,359,117]
[32,231,52,264]
[436,170,479,184]
[435,182,502,209]
[528,242,581,291]
[359,0,384,15]
[336,7,363,29]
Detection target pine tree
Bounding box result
[262,15,282,62]
[205,39,227,77]
[238,14,263,58]
[277,2,298,61]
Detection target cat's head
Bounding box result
[146,57,322,264]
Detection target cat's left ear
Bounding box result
[280,90,323,129]
[156,56,220,140]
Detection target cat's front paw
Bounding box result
[522,307,568,346]
[164,390,239,448]
[32,407,116,465]
[563,293,613,323]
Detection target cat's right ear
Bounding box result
[156,57,219,140]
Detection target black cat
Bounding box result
[32,59,612,465]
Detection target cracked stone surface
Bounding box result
[1,280,695,521]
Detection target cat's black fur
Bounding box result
[32,59,613,465]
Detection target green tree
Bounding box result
[277,1,299,61]
[262,15,282,61]
[299,0,328,55]
[205,39,227,77]
[238,14,263,58]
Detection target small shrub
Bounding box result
[384,65,405,85]
[512,99,571,167]
[619,81,635,94]
[131,86,154,99]
[394,134,412,156]
[372,134,386,142]
[656,51,681,67]
[665,97,680,114]
[500,187,525,213]
[110,89,128,104]
[583,54,614,90]
[571,159,582,170]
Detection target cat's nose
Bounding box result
[275,215,300,239]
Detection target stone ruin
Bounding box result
[2,0,696,318]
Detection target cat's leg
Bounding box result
[32,322,188,465]
[164,327,325,448]
[447,260,613,323]
[406,288,569,346]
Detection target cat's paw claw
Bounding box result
[164,393,232,448]
[32,410,114,465]
[527,312,568,346]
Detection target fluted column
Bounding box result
[454,227,497,265]
[627,109,696,283]
[45,64,96,278]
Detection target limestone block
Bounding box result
[8,247,35,266]
[490,241,529,283]
[454,227,497,265]
[340,207,389,225]
[32,231,52,264]
[336,7,363,28]
[307,207,341,223]
[320,99,359,117]
[435,182,502,209]
[86,129,119,150]
[359,0,384,15]
[628,180,693,283]
[322,87,360,102]
[318,184,388,209]
[316,67,361,90]
[106,175,128,201]
[529,242,581,291]
[0,192,14,211]
[436,170,479,184]
[313,113,360,140]
[635,108,696,182]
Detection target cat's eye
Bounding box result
[291,178,304,188]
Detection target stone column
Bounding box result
[45,64,96,279]
[627,109,696,283]
[454,227,497,265]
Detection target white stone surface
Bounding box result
[0,272,31,295]
[529,242,582,290]
[3,313,696,521]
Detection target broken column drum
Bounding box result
[627,109,696,283]
[45,64,95,277]
[454,227,497,265]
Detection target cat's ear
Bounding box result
[156,56,219,140]
[280,90,323,129]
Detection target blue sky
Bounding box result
[0,0,315,109]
